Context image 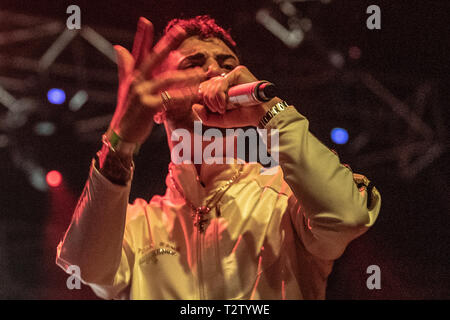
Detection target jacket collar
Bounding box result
[165,159,258,208]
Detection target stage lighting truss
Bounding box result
[255,0,445,179]
[351,72,446,179]
[0,7,446,193]
[0,10,134,190]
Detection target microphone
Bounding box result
[226,81,276,108]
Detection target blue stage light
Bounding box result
[331,127,349,144]
[47,88,66,105]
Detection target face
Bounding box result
[156,36,240,129]
[170,36,239,75]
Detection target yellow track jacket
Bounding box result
[56,106,381,299]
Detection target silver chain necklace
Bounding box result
[169,166,244,233]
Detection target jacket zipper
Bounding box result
[197,225,204,299]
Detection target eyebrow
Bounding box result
[177,53,237,68]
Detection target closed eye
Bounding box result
[180,63,200,69]
[178,53,238,71]
[178,53,205,70]
[222,64,235,70]
[179,60,203,70]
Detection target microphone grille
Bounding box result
[257,82,276,101]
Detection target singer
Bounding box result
[56,15,381,300]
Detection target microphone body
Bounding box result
[227,81,276,108]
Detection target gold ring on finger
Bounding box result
[161,91,172,112]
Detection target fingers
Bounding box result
[163,87,201,111]
[192,104,255,128]
[222,65,258,86]
[198,76,229,114]
[214,82,228,113]
[139,25,189,78]
[192,104,229,126]
[204,82,222,113]
[114,45,135,121]
[114,45,134,83]
[192,104,209,122]
[132,17,154,68]
[149,68,206,94]
[130,79,201,113]
[196,66,259,116]
[134,86,200,117]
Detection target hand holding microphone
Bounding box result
[194,65,282,128]
[197,65,277,114]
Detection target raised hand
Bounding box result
[109,17,206,144]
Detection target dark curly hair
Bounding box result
[164,15,238,55]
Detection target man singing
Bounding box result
[56,15,381,299]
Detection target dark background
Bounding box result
[0,0,448,299]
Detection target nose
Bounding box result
[205,60,222,79]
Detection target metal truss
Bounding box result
[256,0,446,179]
[0,6,446,193]
[0,9,134,190]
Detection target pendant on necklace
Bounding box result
[193,206,210,233]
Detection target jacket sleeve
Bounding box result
[55,159,138,299]
[263,106,381,260]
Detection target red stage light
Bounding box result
[349,46,362,60]
[46,170,62,187]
